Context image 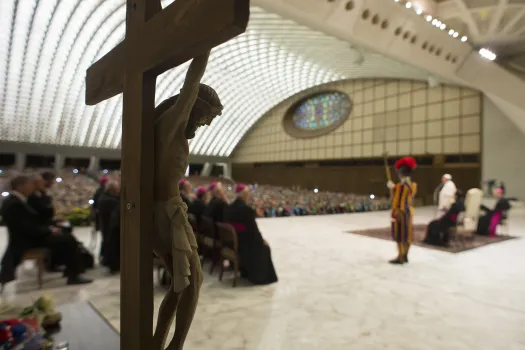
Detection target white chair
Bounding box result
[452,188,483,247]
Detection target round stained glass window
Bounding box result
[283,91,352,138]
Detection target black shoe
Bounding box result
[389,258,404,265]
[67,276,93,285]
[108,268,119,275]
[402,256,409,263]
[47,266,64,273]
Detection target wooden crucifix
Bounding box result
[85,1,249,349]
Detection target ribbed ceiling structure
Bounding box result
[434,0,525,79]
[0,0,434,156]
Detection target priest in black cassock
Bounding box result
[179,179,193,207]
[224,184,278,285]
[188,187,208,223]
[204,182,228,223]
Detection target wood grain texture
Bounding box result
[120,69,156,350]
[118,2,158,349]
[85,0,250,105]
[54,302,120,349]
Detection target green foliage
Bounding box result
[64,208,91,227]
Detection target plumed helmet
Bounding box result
[394,157,417,170]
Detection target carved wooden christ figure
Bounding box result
[152,51,222,349]
[85,0,248,348]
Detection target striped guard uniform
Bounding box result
[391,178,417,260]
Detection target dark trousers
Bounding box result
[105,228,120,271]
[424,220,452,246]
[40,234,84,278]
[48,224,74,269]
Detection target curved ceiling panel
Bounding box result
[0,1,432,156]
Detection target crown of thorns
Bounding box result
[196,84,223,110]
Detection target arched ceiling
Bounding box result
[433,0,525,79]
[0,0,436,157]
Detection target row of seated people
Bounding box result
[423,186,511,247]
[180,180,278,286]
[250,185,390,218]
[0,173,93,287]
[262,202,388,217]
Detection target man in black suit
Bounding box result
[27,174,55,226]
[104,187,121,274]
[0,175,92,286]
[91,176,109,232]
[97,181,120,265]
[28,174,66,271]
[223,184,277,285]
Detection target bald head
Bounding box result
[237,186,250,202]
[10,175,34,196]
[32,174,45,191]
[105,181,120,196]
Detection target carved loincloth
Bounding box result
[153,197,198,293]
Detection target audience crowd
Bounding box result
[2,169,391,220]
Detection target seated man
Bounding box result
[188,186,208,222]
[224,184,278,285]
[179,179,193,207]
[423,190,465,247]
[477,187,510,237]
[27,175,54,226]
[0,175,92,286]
[28,174,72,271]
[204,182,228,223]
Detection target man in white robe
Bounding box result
[438,174,457,217]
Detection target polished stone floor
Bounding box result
[1,205,525,350]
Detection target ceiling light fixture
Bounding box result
[448,29,454,35]
[440,23,446,30]
[479,48,496,61]
[416,8,423,15]
[452,32,459,38]
[461,36,468,42]
[426,15,432,22]
[406,2,412,8]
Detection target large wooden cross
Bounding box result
[85,1,249,349]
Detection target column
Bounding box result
[88,155,99,171]
[54,154,65,172]
[200,162,213,177]
[221,162,232,179]
[15,153,26,171]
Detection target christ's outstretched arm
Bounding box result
[162,51,210,142]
